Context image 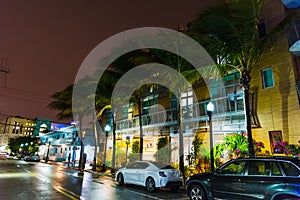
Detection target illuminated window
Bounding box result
[181,87,194,119]
[262,68,274,89]
[122,104,134,120]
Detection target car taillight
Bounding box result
[159,171,167,177]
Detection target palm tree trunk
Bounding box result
[111,109,116,173]
[78,115,84,175]
[178,102,185,182]
[92,113,98,171]
[240,69,255,156]
[138,98,143,161]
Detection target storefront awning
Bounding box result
[281,0,300,9]
[289,40,300,56]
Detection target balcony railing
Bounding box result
[115,94,246,133]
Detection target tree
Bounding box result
[187,0,299,156]
[8,137,38,153]
[155,137,171,163]
[113,46,204,182]
[109,50,157,162]
[128,140,140,163]
[48,84,73,120]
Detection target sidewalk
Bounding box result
[40,159,115,177]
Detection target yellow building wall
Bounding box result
[251,37,300,152]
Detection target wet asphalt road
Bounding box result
[0,159,188,200]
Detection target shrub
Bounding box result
[274,140,300,156]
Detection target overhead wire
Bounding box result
[0,86,52,100]
[0,86,57,105]
[0,93,49,104]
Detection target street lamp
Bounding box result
[102,124,111,171]
[78,130,86,175]
[19,143,24,153]
[125,136,130,166]
[207,102,215,172]
[45,138,52,163]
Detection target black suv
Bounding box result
[186,157,300,200]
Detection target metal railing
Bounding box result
[115,94,246,133]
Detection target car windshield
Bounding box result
[151,162,174,169]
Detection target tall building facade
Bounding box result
[99,0,300,166]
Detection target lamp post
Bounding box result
[103,124,111,171]
[125,136,130,166]
[45,138,52,163]
[78,130,86,176]
[19,143,24,154]
[207,102,215,172]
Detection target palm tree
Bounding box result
[187,0,299,156]
[48,84,87,173]
[48,84,73,120]
[117,46,204,181]
[108,50,159,162]
[49,76,114,173]
[95,69,122,172]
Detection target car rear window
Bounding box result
[152,162,174,169]
[293,159,300,167]
[280,161,300,177]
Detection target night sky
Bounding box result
[0,0,214,122]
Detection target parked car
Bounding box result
[19,152,29,160]
[115,161,183,192]
[186,156,300,200]
[0,152,9,159]
[24,152,40,162]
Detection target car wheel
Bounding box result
[189,184,206,200]
[146,177,155,192]
[117,173,124,186]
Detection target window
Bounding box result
[127,162,141,169]
[247,161,274,176]
[221,161,246,175]
[271,162,282,176]
[169,94,178,121]
[142,94,159,115]
[181,87,194,119]
[262,68,274,89]
[140,162,149,169]
[280,161,300,176]
[122,104,133,120]
[248,162,261,175]
[257,19,266,38]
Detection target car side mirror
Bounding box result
[215,169,223,174]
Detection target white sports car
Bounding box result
[115,161,183,192]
